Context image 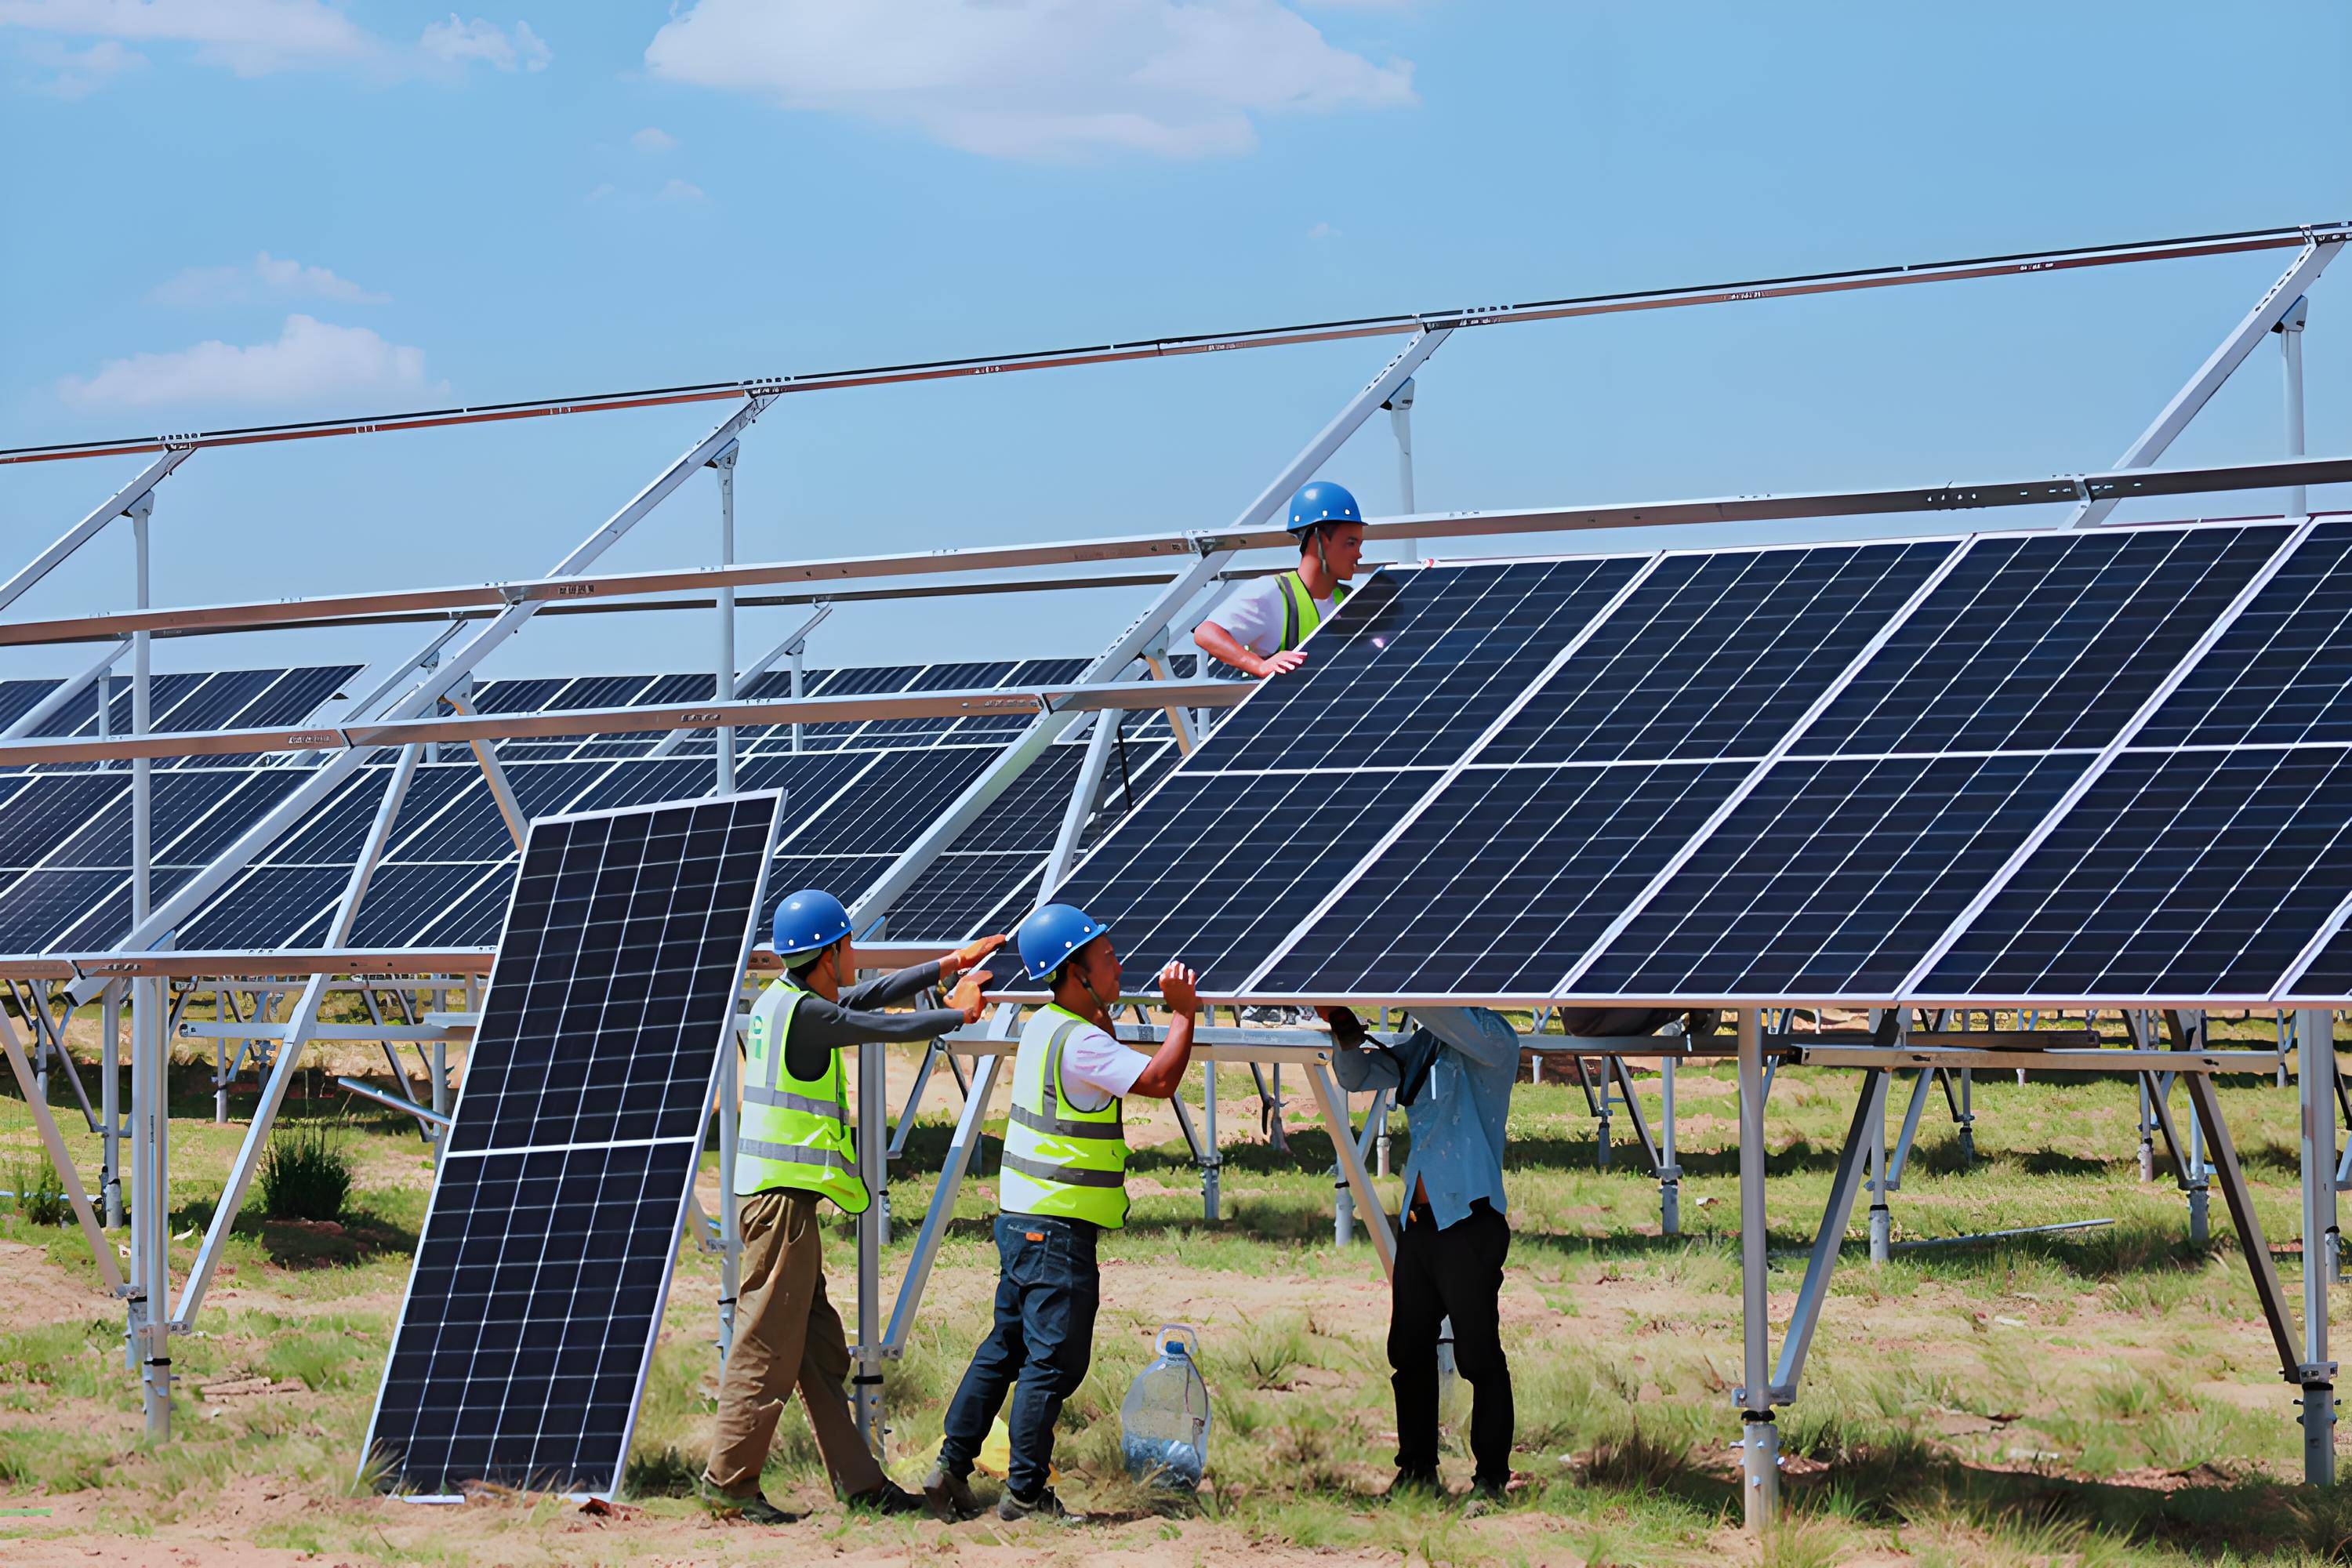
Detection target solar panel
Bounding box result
[1570,753,2091,998]
[1256,761,1751,996]
[1802,525,2290,755]
[2138,521,2352,748]
[1477,542,1952,765]
[1922,745,2352,1000]
[365,791,781,1498]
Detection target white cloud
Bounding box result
[151,250,389,307]
[586,180,615,202]
[1307,220,1338,239]
[419,13,546,72]
[0,0,373,75]
[1,1,550,81]
[643,0,1414,160]
[59,314,437,409]
[630,125,678,154]
[658,177,706,202]
[18,32,140,94]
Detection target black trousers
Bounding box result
[1390,1198,1513,1486]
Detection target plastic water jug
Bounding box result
[1120,1323,1210,1490]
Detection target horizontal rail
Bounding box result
[180,1022,448,1043]
[1791,1046,2280,1073]
[7,452,2350,650]
[9,222,2339,469]
[0,677,1246,765]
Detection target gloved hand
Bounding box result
[946,968,993,1025]
[942,932,1008,980]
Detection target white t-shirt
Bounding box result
[1202,575,1337,661]
[1033,1005,1150,1112]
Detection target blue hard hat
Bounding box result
[772,888,852,957]
[1018,902,1110,983]
[1286,480,1361,535]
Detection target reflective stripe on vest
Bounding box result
[1276,572,1348,652]
[999,1007,1130,1228]
[735,978,869,1213]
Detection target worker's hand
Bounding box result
[1157,962,1200,1018]
[940,932,1007,980]
[1254,649,1308,678]
[1317,1005,1369,1049]
[946,968,993,1024]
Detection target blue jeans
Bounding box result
[937,1212,1101,1497]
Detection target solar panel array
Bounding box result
[364,792,780,1497]
[0,665,361,769]
[0,659,1178,957]
[1053,517,2352,1006]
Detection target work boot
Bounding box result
[923,1463,982,1522]
[996,1485,1084,1523]
[1384,1468,1443,1502]
[1463,1475,1511,1516]
[697,1480,802,1524]
[847,1479,927,1516]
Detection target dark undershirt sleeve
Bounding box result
[840,960,944,1011]
[783,993,967,1081]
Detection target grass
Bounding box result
[257,1120,355,1223]
[6,1154,70,1226]
[4,1029,2352,1562]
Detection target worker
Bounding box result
[924,903,1200,1523]
[702,888,1007,1523]
[1326,1004,1519,1504]
[1193,478,1366,678]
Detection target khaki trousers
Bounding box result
[703,1189,884,1499]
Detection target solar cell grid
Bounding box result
[2139,521,2352,749]
[1482,541,1951,765]
[1924,744,2352,1000]
[772,747,996,857]
[1571,752,2091,998]
[1256,760,1750,996]
[1802,524,2289,757]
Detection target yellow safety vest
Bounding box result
[735,978,869,1214]
[1277,572,1348,652]
[1000,1005,1130,1229]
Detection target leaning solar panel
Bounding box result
[364,791,781,1498]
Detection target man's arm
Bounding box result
[783,970,993,1080]
[1410,1006,1520,1071]
[1126,963,1200,1100]
[1196,619,1305,680]
[839,935,1007,1010]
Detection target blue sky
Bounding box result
[2,2,2348,683]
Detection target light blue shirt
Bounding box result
[1331,1005,1516,1230]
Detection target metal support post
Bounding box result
[1868,1079,1892,1266]
[887,1040,942,1160]
[125,493,170,1438]
[854,1034,886,1446]
[1955,1067,1975,1164]
[1333,1083,1355,1247]
[710,441,739,792]
[1202,1058,1221,1220]
[789,645,804,753]
[2303,1011,2340,1474]
[1886,1067,1933,1189]
[100,982,122,1227]
[2188,1092,2212,1247]
[1659,1054,1679,1236]
[2281,294,2311,519]
[1734,1009,1778,1530]
[1306,1060,1394,1276]
[2139,1073,2158,1183]
[1385,376,1417,560]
